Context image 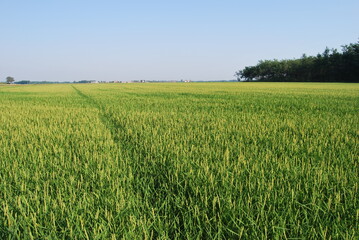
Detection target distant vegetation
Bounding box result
[6,76,15,84]
[235,41,359,82]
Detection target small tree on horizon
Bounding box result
[6,76,15,84]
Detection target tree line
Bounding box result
[235,41,359,82]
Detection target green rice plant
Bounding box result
[0,82,358,239]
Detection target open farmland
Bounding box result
[0,82,358,239]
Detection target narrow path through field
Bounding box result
[71,85,181,223]
[71,85,121,143]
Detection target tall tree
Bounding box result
[6,76,15,84]
[235,41,359,82]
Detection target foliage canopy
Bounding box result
[235,41,359,82]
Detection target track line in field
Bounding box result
[71,85,121,143]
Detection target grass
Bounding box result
[0,82,358,239]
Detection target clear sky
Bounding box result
[1,0,358,82]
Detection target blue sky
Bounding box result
[1,0,358,82]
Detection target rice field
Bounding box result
[0,82,358,239]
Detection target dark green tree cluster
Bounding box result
[6,76,15,84]
[235,41,359,82]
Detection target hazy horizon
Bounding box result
[1,0,358,82]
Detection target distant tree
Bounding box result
[234,40,359,82]
[234,70,242,81]
[16,80,31,84]
[6,76,15,84]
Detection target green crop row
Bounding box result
[0,82,358,239]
